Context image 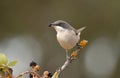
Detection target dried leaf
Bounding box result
[8,60,17,67]
[80,40,88,48]
[71,51,77,59]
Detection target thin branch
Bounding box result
[52,47,81,78]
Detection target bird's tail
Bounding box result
[77,27,86,33]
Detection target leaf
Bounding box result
[8,60,18,67]
[52,72,59,78]
[79,40,88,48]
[71,51,77,59]
[0,53,8,65]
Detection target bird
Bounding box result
[49,20,86,59]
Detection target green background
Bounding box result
[0,0,120,78]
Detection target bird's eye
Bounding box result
[57,23,63,26]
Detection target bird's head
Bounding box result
[48,20,71,32]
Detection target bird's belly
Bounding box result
[57,31,79,50]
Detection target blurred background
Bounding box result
[0,0,120,78]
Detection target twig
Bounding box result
[51,47,81,78]
[51,39,88,78]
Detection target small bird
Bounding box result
[49,20,86,59]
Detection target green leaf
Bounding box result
[8,60,18,67]
[0,53,8,65]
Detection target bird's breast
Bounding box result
[56,30,80,50]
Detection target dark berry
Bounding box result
[30,61,37,67]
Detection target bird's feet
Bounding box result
[66,50,71,60]
[66,55,70,60]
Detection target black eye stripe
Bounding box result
[55,22,68,29]
[57,23,63,26]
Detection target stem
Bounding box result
[52,47,81,78]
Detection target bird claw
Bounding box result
[66,56,70,60]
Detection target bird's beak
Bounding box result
[48,23,56,27]
[48,23,52,27]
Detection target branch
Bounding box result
[11,40,87,78]
[52,40,88,78]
